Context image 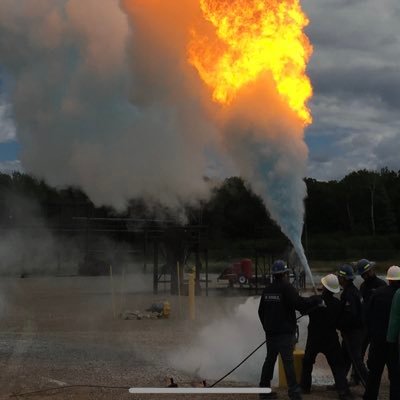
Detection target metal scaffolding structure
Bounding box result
[0,214,209,296]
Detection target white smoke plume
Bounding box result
[0,0,212,212]
[212,75,314,287]
[219,77,308,245]
[0,0,313,277]
[170,297,267,384]
[171,297,333,385]
[0,194,81,275]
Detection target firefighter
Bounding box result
[337,264,368,386]
[357,259,387,304]
[258,260,321,400]
[363,266,400,400]
[300,274,351,400]
[350,259,387,385]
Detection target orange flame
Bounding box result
[188,0,313,125]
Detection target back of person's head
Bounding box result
[271,260,289,282]
[337,264,355,281]
[356,259,376,278]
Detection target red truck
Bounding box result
[218,258,302,289]
[218,259,257,287]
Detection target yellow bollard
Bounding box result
[163,301,171,318]
[278,348,304,388]
[188,268,196,320]
[120,267,126,310]
[109,265,116,319]
[177,262,183,317]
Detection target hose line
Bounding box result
[211,311,311,386]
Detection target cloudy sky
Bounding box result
[0,0,399,181]
[0,70,19,173]
[303,0,400,179]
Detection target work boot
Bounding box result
[301,387,311,395]
[338,388,354,400]
[338,392,354,400]
[259,391,278,399]
[348,379,360,387]
[349,371,360,387]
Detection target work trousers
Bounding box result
[301,334,348,394]
[351,328,369,384]
[341,329,369,386]
[363,341,400,400]
[260,333,301,400]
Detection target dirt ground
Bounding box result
[0,276,389,400]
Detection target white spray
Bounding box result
[217,76,316,289]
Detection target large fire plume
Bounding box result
[188,0,313,125]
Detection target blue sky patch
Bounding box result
[0,140,20,162]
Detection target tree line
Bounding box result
[1,168,400,261]
[305,168,400,236]
[203,168,400,239]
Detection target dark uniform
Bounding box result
[350,276,387,384]
[363,285,400,400]
[258,280,319,400]
[339,281,368,385]
[300,291,349,396]
[360,275,387,304]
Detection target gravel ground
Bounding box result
[0,276,390,400]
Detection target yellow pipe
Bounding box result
[188,268,196,320]
[177,262,182,317]
[109,264,116,318]
[278,348,304,387]
[120,266,126,310]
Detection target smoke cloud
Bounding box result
[170,297,268,384]
[0,0,212,212]
[0,193,81,276]
[171,297,333,385]
[0,0,313,269]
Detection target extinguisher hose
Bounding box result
[211,312,310,387]
[210,340,267,387]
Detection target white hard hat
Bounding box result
[386,266,400,281]
[321,274,340,294]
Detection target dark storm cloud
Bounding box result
[303,0,400,180]
[311,66,400,110]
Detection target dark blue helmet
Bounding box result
[272,260,289,275]
[337,264,355,280]
[356,259,375,276]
